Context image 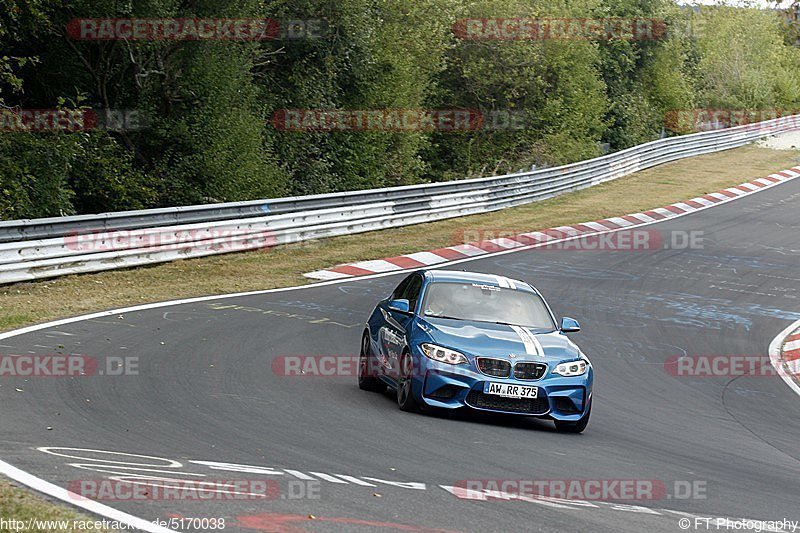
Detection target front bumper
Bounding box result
[416,356,592,421]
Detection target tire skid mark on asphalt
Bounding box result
[204,302,361,329]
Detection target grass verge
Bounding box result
[0,478,113,532]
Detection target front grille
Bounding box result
[477,358,511,378]
[466,390,549,415]
[514,362,547,380]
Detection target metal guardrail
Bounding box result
[0,116,796,284]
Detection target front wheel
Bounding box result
[397,351,421,412]
[554,400,591,434]
[358,331,385,393]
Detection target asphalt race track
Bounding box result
[1,177,800,533]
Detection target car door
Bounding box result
[379,273,422,374]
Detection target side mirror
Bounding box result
[388,299,411,314]
[560,317,581,333]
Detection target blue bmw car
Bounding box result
[359,269,593,433]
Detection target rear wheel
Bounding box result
[554,400,591,433]
[358,331,385,393]
[397,351,421,412]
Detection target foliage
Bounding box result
[0,0,797,219]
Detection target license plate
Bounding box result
[484,382,538,399]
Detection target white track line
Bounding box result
[0,459,173,532]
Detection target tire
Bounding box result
[358,331,385,393]
[396,350,421,412]
[554,400,591,434]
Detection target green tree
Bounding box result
[258,0,454,195]
[429,0,608,179]
[694,6,800,110]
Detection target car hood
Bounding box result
[416,316,583,364]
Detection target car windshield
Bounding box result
[421,282,556,330]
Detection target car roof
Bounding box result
[422,269,535,292]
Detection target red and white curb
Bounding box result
[305,167,800,280]
[782,329,800,379]
[770,319,800,397]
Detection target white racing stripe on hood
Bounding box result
[510,325,542,356]
[493,275,513,288]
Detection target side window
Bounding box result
[391,275,413,300]
[401,275,424,313]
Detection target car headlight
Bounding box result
[553,359,589,376]
[420,343,468,365]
